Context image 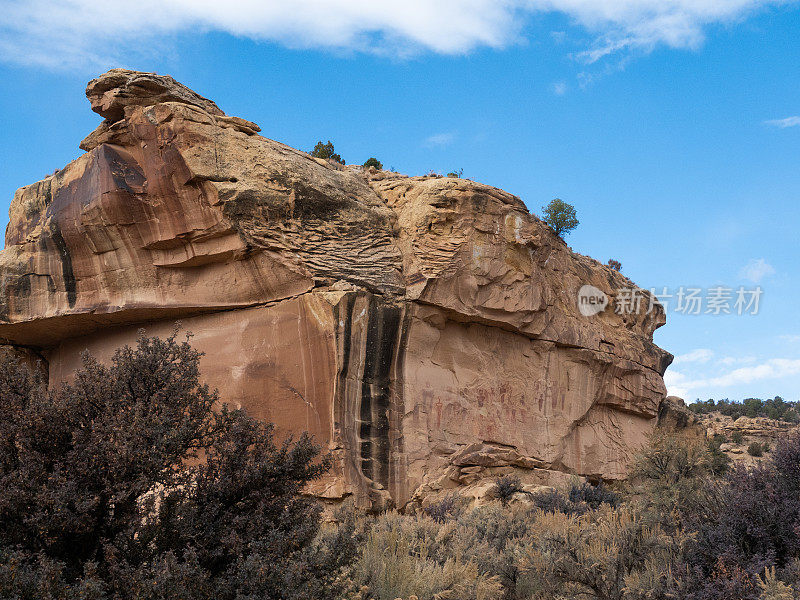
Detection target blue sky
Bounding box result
[1,0,799,402]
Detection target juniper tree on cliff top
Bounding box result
[0,332,336,600]
[541,198,579,238]
[310,140,345,164]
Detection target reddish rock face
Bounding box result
[0,69,672,509]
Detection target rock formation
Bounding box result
[699,410,796,466]
[0,69,672,509]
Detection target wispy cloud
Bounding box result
[717,356,757,366]
[739,258,775,283]
[664,370,691,399]
[0,0,792,70]
[666,358,800,398]
[424,132,455,148]
[765,116,800,128]
[673,348,714,365]
[551,81,568,95]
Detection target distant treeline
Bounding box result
[688,396,800,422]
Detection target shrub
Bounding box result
[541,198,579,238]
[568,481,621,509]
[758,566,796,600]
[310,140,345,164]
[688,434,800,597]
[708,440,732,476]
[748,442,764,457]
[363,157,382,170]
[495,475,523,506]
[446,168,463,178]
[531,483,619,517]
[532,487,577,515]
[423,494,460,523]
[732,431,745,444]
[0,333,333,600]
[710,433,728,447]
[521,505,686,600]
[629,430,717,531]
[351,512,503,600]
[607,258,622,271]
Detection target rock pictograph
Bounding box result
[0,69,672,509]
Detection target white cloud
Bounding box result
[0,0,793,70]
[551,81,568,95]
[665,358,800,397]
[664,369,690,398]
[765,116,800,128]
[717,355,756,366]
[739,258,775,283]
[673,348,714,364]
[424,132,456,147]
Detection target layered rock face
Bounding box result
[0,69,672,509]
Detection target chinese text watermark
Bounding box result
[577,286,763,316]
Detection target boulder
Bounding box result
[657,395,702,433]
[0,69,672,509]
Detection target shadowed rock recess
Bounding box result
[0,69,672,510]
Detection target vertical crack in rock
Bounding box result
[334,293,403,509]
[48,221,77,308]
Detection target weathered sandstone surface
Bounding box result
[0,69,672,509]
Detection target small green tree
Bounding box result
[541,198,579,238]
[363,157,382,170]
[310,140,344,164]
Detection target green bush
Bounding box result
[363,157,382,170]
[541,198,579,238]
[310,140,345,164]
[732,431,745,444]
[748,442,764,457]
[707,437,732,475]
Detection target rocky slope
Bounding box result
[700,411,796,466]
[0,69,672,510]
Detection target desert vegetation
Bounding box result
[1,336,798,599]
[688,397,799,423]
[0,334,344,599]
[310,140,345,164]
[324,428,800,600]
[541,198,579,238]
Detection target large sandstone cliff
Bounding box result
[0,70,672,509]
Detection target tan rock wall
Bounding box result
[0,69,673,509]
